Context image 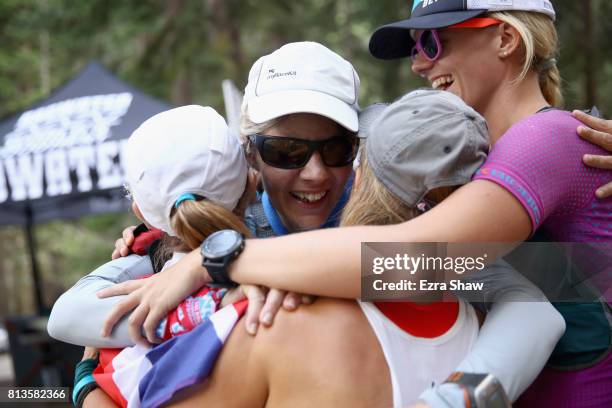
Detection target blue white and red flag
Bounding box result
[93,300,247,408]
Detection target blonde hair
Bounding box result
[239,104,282,155]
[152,198,252,268]
[171,199,252,249]
[489,11,563,107]
[340,149,419,227]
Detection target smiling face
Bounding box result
[411,26,506,114]
[255,113,353,233]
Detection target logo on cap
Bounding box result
[266,69,297,80]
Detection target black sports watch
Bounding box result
[200,229,245,286]
[444,372,511,408]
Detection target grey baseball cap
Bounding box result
[358,103,389,139]
[365,89,489,207]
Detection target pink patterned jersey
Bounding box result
[473,109,612,242]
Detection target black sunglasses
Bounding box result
[249,134,358,170]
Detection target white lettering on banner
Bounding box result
[45,149,71,196]
[4,154,44,201]
[0,141,127,203]
[97,140,124,190]
[0,93,133,159]
[0,92,134,203]
[69,146,96,192]
[0,162,7,202]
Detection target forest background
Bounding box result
[0,0,610,315]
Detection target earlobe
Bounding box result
[498,23,521,58]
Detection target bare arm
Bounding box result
[229,180,531,295]
[100,180,532,343]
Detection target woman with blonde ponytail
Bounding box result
[49,104,256,348]
[121,104,255,341]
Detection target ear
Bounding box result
[497,23,522,59]
[242,140,259,170]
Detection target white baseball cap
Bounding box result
[124,105,248,236]
[242,41,360,132]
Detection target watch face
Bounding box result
[203,230,242,258]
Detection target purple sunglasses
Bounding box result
[411,29,442,62]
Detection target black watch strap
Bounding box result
[200,232,244,287]
[205,259,238,287]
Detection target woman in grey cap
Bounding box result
[342,90,563,408]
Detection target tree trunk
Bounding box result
[583,0,597,107]
[39,0,50,95]
[171,67,193,104]
[207,0,245,80]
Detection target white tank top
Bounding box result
[358,299,479,407]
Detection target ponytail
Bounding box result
[490,11,564,107]
[171,198,252,250]
[539,63,563,108]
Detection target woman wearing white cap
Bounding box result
[98,2,611,407]
[238,41,360,238]
[54,42,397,406]
[50,41,361,346]
[68,43,400,408]
[57,105,259,406]
[47,105,256,347]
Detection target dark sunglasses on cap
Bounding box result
[249,134,358,170]
[410,18,503,62]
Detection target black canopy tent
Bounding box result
[0,61,172,314]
